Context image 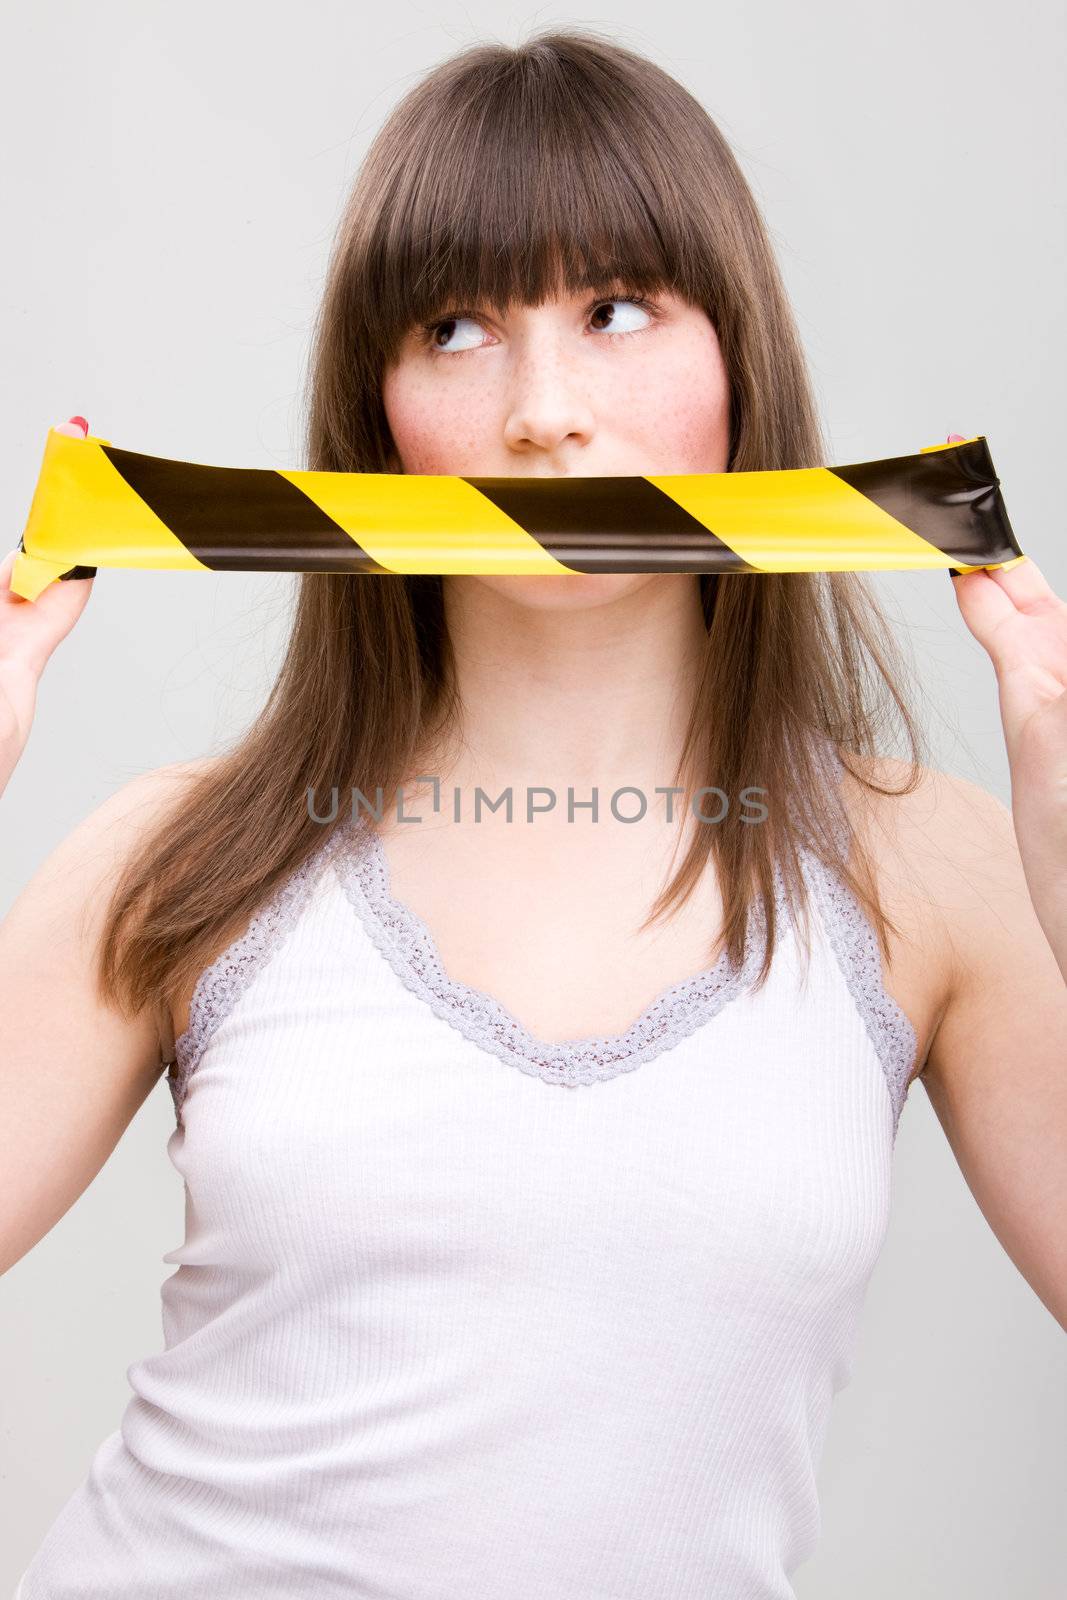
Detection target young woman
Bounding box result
[3,28,1065,1600]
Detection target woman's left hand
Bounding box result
[945,433,1067,974]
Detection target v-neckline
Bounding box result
[329,816,792,1087]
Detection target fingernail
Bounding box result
[68,415,89,433]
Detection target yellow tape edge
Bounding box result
[953,554,1028,575]
[919,435,982,454]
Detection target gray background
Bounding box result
[2,1,1065,1594]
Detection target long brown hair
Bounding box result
[98,26,925,1053]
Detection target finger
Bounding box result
[950,557,1065,672]
[1,546,31,602]
[54,414,89,439]
[950,568,1019,650]
[953,566,1023,640]
[954,554,1058,614]
[982,554,1059,610]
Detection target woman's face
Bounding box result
[381,284,732,611]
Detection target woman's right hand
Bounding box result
[1,416,96,794]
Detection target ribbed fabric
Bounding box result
[16,799,918,1600]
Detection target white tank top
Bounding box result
[16,775,918,1599]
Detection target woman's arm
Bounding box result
[944,435,1067,982]
[916,772,1067,1330]
[0,762,205,1277]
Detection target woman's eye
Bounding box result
[429,315,486,354]
[589,297,653,335]
[425,296,654,355]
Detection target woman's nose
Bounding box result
[501,352,597,458]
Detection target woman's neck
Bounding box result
[419,576,710,812]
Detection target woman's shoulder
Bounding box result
[839,751,1013,861]
[75,754,227,844]
[37,757,233,977]
[18,756,225,914]
[837,749,1019,951]
[127,753,227,810]
[821,751,1025,1075]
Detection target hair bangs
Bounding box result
[364,49,711,364]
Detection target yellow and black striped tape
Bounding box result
[11,427,1025,602]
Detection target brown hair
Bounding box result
[98,25,925,1053]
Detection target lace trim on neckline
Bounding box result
[167,738,919,1133]
[800,849,918,1135]
[168,827,345,1125]
[333,804,916,1128]
[806,741,919,1134]
[331,815,790,1090]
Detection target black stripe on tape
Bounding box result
[101,447,390,573]
[466,475,756,573]
[828,438,1023,568]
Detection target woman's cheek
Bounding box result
[388,383,497,474]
